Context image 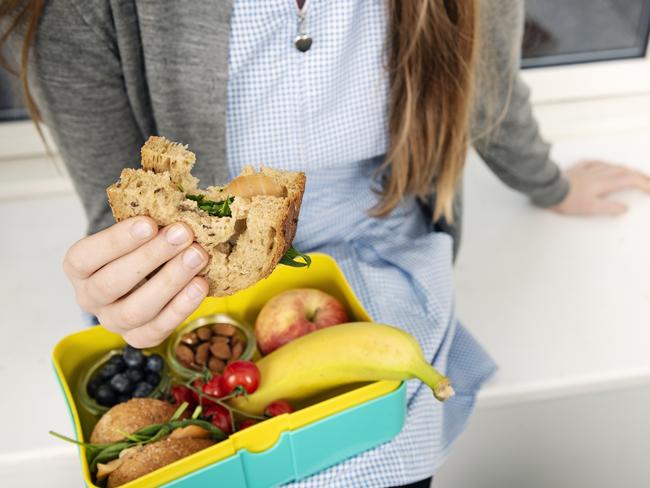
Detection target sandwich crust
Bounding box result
[106,136,306,296]
[106,437,215,488]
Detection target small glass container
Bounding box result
[77,349,169,416]
[166,313,257,381]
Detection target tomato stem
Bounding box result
[229,409,235,434]
[185,383,266,421]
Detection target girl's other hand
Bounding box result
[552,160,650,216]
[63,217,209,348]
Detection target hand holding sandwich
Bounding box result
[63,137,306,348]
[63,217,210,348]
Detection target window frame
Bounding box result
[522,37,650,104]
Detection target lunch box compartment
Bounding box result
[52,253,407,488]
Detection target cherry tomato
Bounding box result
[188,378,219,407]
[220,360,261,395]
[202,375,225,399]
[264,400,294,417]
[204,404,232,435]
[238,419,258,431]
[170,385,196,409]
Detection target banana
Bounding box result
[229,322,454,415]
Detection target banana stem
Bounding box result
[412,362,455,402]
[432,379,455,402]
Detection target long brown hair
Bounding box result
[0,0,45,124]
[381,0,478,221]
[1,0,478,221]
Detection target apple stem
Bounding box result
[307,307,319,322]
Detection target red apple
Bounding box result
[255,288,349,354]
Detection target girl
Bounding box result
[2,1,648,486]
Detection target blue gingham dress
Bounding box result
[226,1,496,486]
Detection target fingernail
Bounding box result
[186,281,205,300]
[167,224,190,245]
[182,247,205,269]
[131,220,154,240]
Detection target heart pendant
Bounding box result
[294,34,312,52]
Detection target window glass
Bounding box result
[522,0,650,67]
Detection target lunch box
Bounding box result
[52,253,407,488]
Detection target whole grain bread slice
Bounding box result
[106,136,305,296]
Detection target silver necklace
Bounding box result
[294,0,312,52]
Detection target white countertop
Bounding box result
[457,127,650,406]
[0,96,648,484]
[0,193,85,484]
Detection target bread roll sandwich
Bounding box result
[107,136,307,296]
[88,398,217,487]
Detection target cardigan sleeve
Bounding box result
[471,0,569,207]
[28,0,146,234]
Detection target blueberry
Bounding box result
[110,373,134,394]
[145,372,161,387]
[132,381,154,398]
[95,384,118,407]
[117,394,131,404]
[123,345,145,368]
[125,368,145,384]
[98,362,121,380]
[87,376,103,398]
[107,354,126,372]
[145,354,165,373]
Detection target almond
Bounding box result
[231,342,244,360]
[212,323,236,336]
[210,335,229,344]
[195,342,210,366]
[175,344,194,367]
[196,326,213,341]
[208,356,226,373]
[210,342,232,360]
[180,332,199,346]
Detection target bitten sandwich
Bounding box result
[107,136,306,296]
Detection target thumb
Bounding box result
[590,198,628,216]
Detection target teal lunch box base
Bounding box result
[166,382,407,488]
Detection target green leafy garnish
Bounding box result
[186,194,309,269]
[280,246,311,268]
[186,194,234,218]
[192,406,203,420]
[170,401,189,421]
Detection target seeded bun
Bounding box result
[90,398,178,444]
[107,136,306,296]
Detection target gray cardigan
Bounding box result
[25,0,568,254]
